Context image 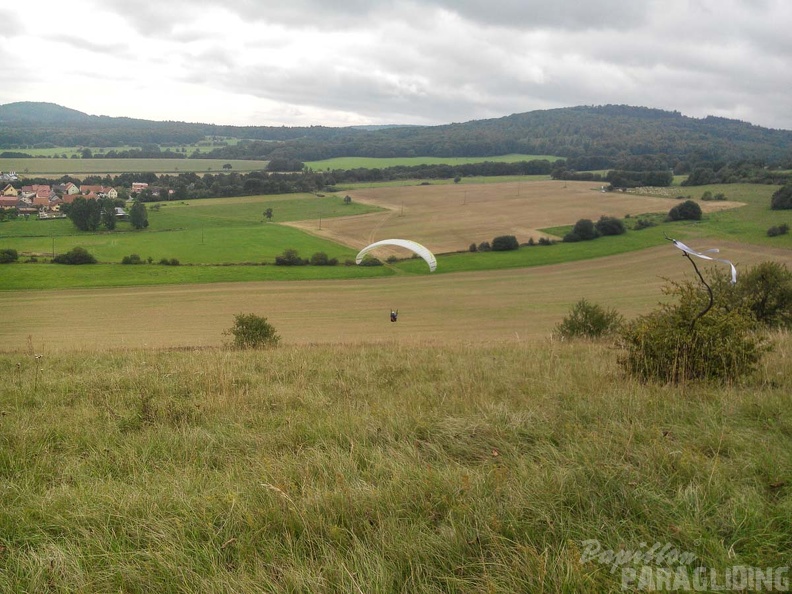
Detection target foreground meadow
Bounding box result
[1,338,790,592]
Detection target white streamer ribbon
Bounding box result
[669,238,737,284]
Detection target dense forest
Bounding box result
[2,102,792,168]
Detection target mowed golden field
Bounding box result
[4,241,791,352]
[285,180,742,254]
[2,179,788,352]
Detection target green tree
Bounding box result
[275,249,305,266]
[667,199,702,221]
[594,216,626,236]
[100,198,116,230]
[129,201,149,230]
[264,208,273,221]
[0,248,19,264]
[564,218,599,242]
[66,196,101,231]
[491,235,519,251]
[770,183,792,210]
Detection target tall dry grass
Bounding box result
[1,338,790,592]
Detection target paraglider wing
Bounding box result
[356,239,437,272]
[669,238,737,284]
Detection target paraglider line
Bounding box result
[665,234,713,331]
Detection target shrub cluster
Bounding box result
[667,199,702,221]
[770,183,792,210]
[224,313,280,349]
[491,235,519,251]
[309,252,338,266]
[0,248,19,264]
[633,218,657,231]
[767,223,790,237]
[357,256,383,266]
[159,258,180,266]
[121,254,144,265]
[715,261,792,329]
[555,299,623,339]
[618,276,769,383]
[594,216,626,236]
[53,247,97,265]
[563,218,598,242]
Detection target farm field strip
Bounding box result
[3,242,790,352]
[286,180,744,256]
[0,157,270,176]
[305,153,560,169]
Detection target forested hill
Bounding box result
[2,102,792,165]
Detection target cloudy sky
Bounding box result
[1,0,790,130]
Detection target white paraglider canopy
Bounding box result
[356,239,437,272]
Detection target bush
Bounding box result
[594,216,626,236]
[275,248,306,266]
[767,223,790,237]
[727,261,792,329]
[770,183,792,210]
[469,243,478,252]
[633,218,657,231]
[53,246,97,265]
[0,248,19,264]
[618,278,769,383]
[121,254,143,265]
[159,258,180,266]
[555,298,623,340]
[667,199,702,221]
[491,235,519,251]
[569,218,599,241]
[477,241,491,252]
[537,237,554,246]
[309,252,338,266]
[224,313,280,349]
[357,256,383,266]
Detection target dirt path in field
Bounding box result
[284,181,743,256]
[3,241,787,353]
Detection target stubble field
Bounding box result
[4,241,790,352]
[286,180,743,255]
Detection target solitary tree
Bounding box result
[667,199,702,221]
[100,198,116,230]
[264,208,273,221]
[771,183,792,210]
[129,201,149,230]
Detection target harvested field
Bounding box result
[285,181,743,256]
[3,241,787,353]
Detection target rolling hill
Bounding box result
[2,101,792,164]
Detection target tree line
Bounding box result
[4,104,792,167]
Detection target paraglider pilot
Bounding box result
[390,309,398,322]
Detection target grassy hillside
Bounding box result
[1,339,790,592]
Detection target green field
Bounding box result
[306,154,560,170]
[1,194,381,269]
[0,157,269,176]
[2,181,791,290]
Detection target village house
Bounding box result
[0,195,19,209]
[3,183,18,197]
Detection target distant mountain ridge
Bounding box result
[1,101,791,165]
